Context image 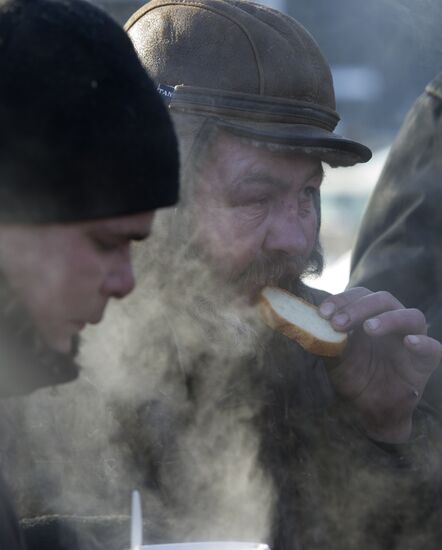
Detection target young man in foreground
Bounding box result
[0,0,178,546]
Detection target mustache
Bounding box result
[237,254,306,288]
[232,242,324,291]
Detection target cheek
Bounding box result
[310,206,320,235]
[196,206,233,251]
[201,209,270,279]
[34,261,77,313]
[303,209,320,251]
[199,206,267,253]
[4,253,71,333]
[70,254,105,291]
[50,250,106,309]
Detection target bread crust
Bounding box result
[259,288,347,357]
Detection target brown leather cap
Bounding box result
[126,0,371,167]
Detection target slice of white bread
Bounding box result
[259,286,347,357]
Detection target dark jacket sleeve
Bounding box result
[301,399,442,550]
[350,72,442,339]
[349,72,442,412]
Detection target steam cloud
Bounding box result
[0,4,442,545]
[0,211,277,546]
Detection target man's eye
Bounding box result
[256,197,270,205]
[241,196,270,207]
[301,186,318,199]
[92,237,119,252]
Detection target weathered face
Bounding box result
[0,211,155,353]
[193,132,323,297]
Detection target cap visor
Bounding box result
[216,120,372,167]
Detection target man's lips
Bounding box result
[87,314,104,325]
[88,305,107,325]
[248,283,266,304]
[71,312,104,329]
[70,320,86,331]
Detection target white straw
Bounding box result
[131,490,143,550]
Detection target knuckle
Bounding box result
[347,286,368,293]
[335,287,370,310]
[409,308,426,325]
[417,337,442,366]
[374,290,403,310]
[350,286,372,300]
[375,290,392,303]
[434,339,442,358]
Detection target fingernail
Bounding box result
[406,335,420,346]
[319,302,335,318]
[333,313,349,327]
[365,318,381,331]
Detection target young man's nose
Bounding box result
[263,206,310,258]
[102,257,136,299]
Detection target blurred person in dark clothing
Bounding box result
[0,0,179,547]
[350,72,442,414]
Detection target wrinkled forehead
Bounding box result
[207,128,324,163]
[191,126,323,193]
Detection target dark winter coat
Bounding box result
[118,283,442,550]
[350,72,442,412]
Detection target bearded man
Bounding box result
[0,0,178,548]
[9,1,442,550]
[116,2,442,548]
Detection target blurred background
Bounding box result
[93,0,442,292]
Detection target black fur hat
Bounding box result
[0,0,179,223]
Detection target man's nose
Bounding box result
[102,254,136,299]
[263,204,310,258]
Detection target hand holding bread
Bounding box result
[260,285,442,444]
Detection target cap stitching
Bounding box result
[125,0,265,95]
[265,9,318,103]
[229,0,318,102]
